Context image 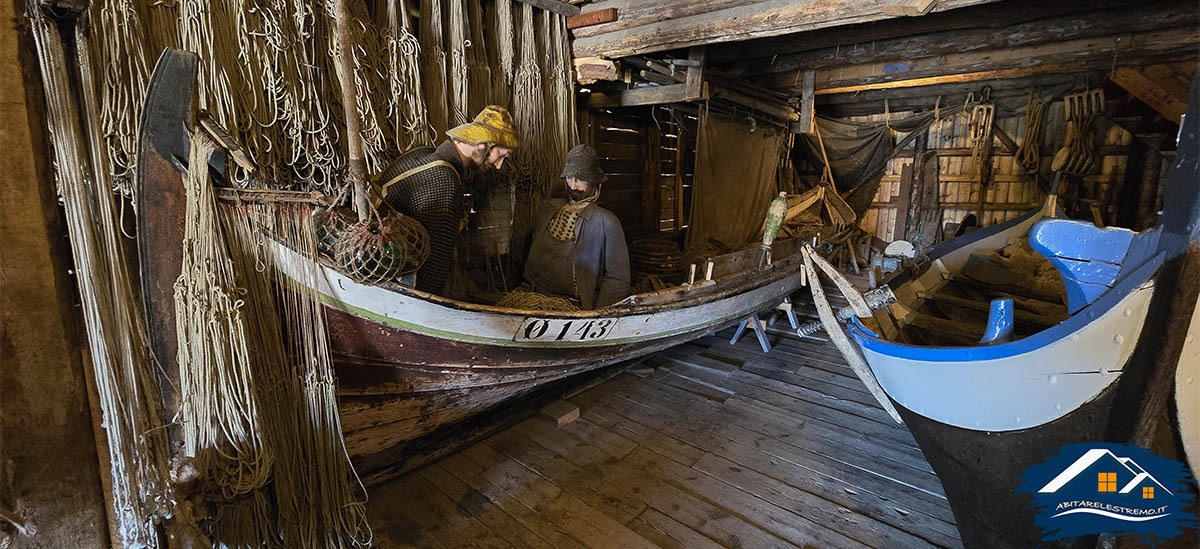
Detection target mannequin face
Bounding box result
[456,142,513,172]
[566,177,597,201]
[483,145,514,171]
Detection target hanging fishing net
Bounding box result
[496,289,580,311]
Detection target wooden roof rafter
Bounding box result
[571,0,1004,59]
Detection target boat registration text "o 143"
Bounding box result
[514,317,619,342]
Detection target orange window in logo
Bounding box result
[1098,472,1117,492]
[1143,487,1154,499]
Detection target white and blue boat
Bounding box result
[842,76,1199,548]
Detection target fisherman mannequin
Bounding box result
[374,106,518,295]
[521,144,631,309]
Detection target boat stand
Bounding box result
[730,311,774,353]
[767,297,800,330]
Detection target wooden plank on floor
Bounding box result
[626,508,726,549]
[420,462,558,549]
[647,366,736,402]
[585,384,961,546]
[689,452,941,548]
[509,414,798,549]
[654,345,743,375]
[440,453,588,549]
[624,447,871,548]
[368,468,505,548]
[478,457,657,549]
[484,420,648,525]
[659,364,941,490]
[592,376,959,530]
[569,381,708,466]
[585,407,706,467]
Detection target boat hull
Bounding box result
[311,255,804,475]
[895,382,1120,549]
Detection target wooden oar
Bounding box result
[802,246,903,423]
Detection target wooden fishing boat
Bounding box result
[137,49,805,481]
[841,83,1200,546]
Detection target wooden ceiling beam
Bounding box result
[705,0,1146,66]
[762,27,1198,94]
[723,2,1190,80]
[515,0,580,17]
[1110,67,1189,123]
[571,0,1001,59]
[814,72,1106,117]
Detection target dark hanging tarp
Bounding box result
[799,109,960,219]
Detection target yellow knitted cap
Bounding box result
[446,105,520,149]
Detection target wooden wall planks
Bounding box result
[856,103,1134,242]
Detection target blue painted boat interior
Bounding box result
[1028,220,1137,314]
[849,250,1165,362]
[979,299,1014,345]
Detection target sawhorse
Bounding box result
[730,297,799,353]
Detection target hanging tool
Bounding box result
[1053,88,1104,176]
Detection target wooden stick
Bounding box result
[333,0,370,221]
[813,123,838,193]
[805,244,872,317]
[802,247,902,423]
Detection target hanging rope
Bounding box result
[176,133,371,546]
[495,0,515,86]
[28,3,174,544]
[1017,91,1049,174]
[420,0,450,137]
[446,0,471,126]
[512,2,544,180]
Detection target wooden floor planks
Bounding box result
[365,324,962,548]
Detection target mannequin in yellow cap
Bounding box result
[375,106,518,294]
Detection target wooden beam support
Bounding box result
[1111,66,1189,123]
[771,27,1199,94]
[729,3,1192,80]
[684,47,706,101]
[797,69,815,133]
[674,119,686,230]
[567,7,616,29]
[1136,135,1167,230]
[571,0,1000,59]
[883,0,939,17]
[641,122,662,230]
[514,0,580,17]
[584,83,691,108]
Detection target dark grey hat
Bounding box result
[561,144,608,184]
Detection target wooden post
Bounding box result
[902,132,928,240]
[684,47,706,101]
[797,69,815,134]
[334,0,370,221]
[674,118,686,230]
[641,121,662,231]
[974,129,994,224]
[895,163,913,241]
[1136,135,1165,230]
[914,150,942,253]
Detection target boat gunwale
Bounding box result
[849,250,1164,362]
[307,243,806,321]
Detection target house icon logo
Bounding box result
[1017,443,1198,544]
